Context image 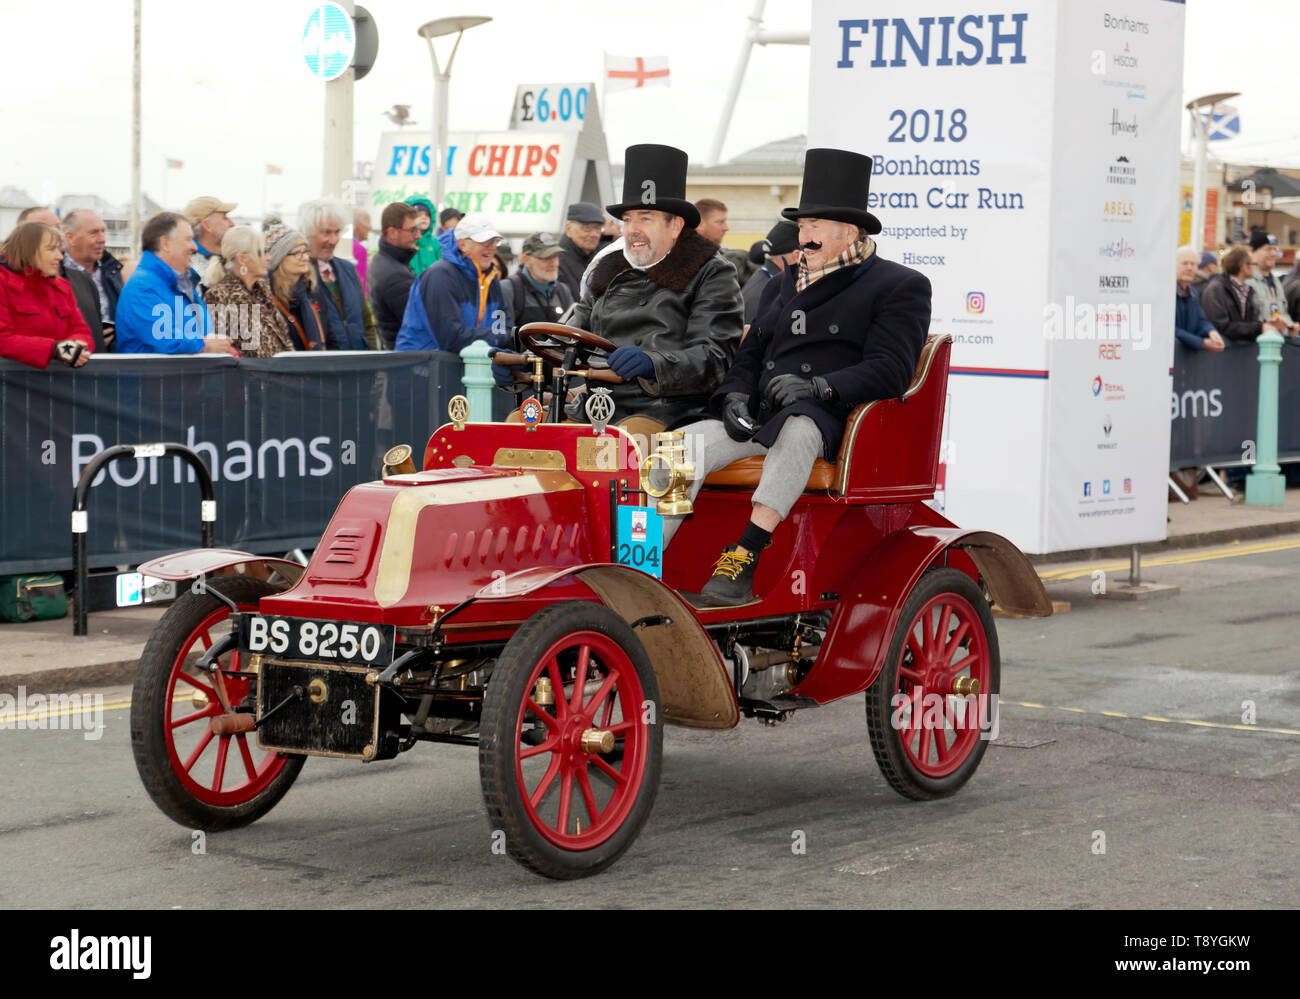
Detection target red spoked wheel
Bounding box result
[131,575,304,830]
[866,568,1000,800]
[480,601,662,879]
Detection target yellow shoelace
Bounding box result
[711,550,754,581]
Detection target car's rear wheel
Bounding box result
[479,601,662,879]
[131,575,305,830]
[866,568,999,800]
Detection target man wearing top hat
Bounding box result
[662,147,932,605]
[566,143,743,431]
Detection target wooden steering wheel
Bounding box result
[518,322,616,366]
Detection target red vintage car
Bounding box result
[130,324,1051,879]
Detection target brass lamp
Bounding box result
[640,431,695,516]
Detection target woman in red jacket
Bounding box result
[0,221,95,368]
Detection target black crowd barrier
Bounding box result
[1169,337,1300,468]
[0,352,516,575]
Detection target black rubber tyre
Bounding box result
[866,568,1000,801]
[479,601,662,879]
[131,575,305,830]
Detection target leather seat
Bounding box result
[703,333,949,494]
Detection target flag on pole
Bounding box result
[604,54,670,93]
[1203,104,1240,141]
[266,164,284,175]
[165,158,183,169]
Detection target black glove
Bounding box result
[765,373,830,410]
[54,341,85,367]
[722,392,757,441]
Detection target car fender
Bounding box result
[475,563,739,730]
[794,527,1049,704]
[137,548,306,589]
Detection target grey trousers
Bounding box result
[663,415,823,547]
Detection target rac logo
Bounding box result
[1099,343,1122,359]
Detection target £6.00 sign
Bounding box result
[513,84,591,127]
[303,3,355,82]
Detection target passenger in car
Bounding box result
[664,148,932,606]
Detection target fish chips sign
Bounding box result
[370,131,580,234]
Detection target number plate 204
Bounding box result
[239,615,395,667]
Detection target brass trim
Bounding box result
[451,455,473,468]
[534,676,554,706]
[835,334,950,496]
[373,473,581,607]
[449,396,469,430]
[576,437,619,472]
[308,678,328,703]
[383,443,415,476]
[952,675,980,697]
[492,447,566,470]
[581,728,615,754]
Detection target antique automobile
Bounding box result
[129,323,1052,879]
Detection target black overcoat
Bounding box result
[711,254,931,459]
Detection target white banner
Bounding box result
[369,131,580,234]
[808,1,1184,553]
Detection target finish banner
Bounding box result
[0,353,509,574]
[1170,339,1300,468]
[808,0,1186,553]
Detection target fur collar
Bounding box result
[588,230,721,297]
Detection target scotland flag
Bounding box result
[1203,104,1241,141]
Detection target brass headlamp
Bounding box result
[382,444,416,476]
[640,431,694,516]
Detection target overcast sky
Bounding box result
[2,0,1298,215]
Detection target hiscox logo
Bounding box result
[1108,155,1136,186]
[1109,108,1139,137]
[1113,42,1138,69]
[966,291,986,313]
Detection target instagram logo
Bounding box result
[966,291,985,314]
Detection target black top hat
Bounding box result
[782,148,881,235]
[607,144,700,229]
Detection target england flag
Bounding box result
[605,54,670,93]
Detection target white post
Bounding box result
[323,0,355,200]
[129,0,141,257]
[431,54,450,210]
[1190,108,1209,254]
[710,0,765,167]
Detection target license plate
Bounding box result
[239,614,395,667]
[256,660,381,760]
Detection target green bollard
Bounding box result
[1245,329,1286,506]
[460,339,495,423]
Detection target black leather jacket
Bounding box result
[569,230,743,429]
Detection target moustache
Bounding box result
[800,241,823,251]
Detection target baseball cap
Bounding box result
[1249,231,1278,251]
[439,207,464,227]
[762,219,799,257]
[521,232,563,258]
[454,213,502,244]
[566,202,604,225]
[183,196,237,225]
[1199,250,1217,269]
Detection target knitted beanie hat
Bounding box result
[264,220,308,271]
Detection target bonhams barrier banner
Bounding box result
[0,353,513,574]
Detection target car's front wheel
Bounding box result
[479,601,662,879]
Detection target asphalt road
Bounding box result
[3,540,1298,909]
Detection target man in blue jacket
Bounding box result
[300,198,373,350]
[1175,246,1224,352]
[115,212,232,354]
[395,213,511,354]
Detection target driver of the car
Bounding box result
[664,148,931,606]
[562,143,742,431]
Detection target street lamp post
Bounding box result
[1185,91,1239,254]
[417,16,492,212]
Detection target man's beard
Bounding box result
[624,240,657,268]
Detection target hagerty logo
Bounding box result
[1099,274,1130,292]
[50,930,151,979]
